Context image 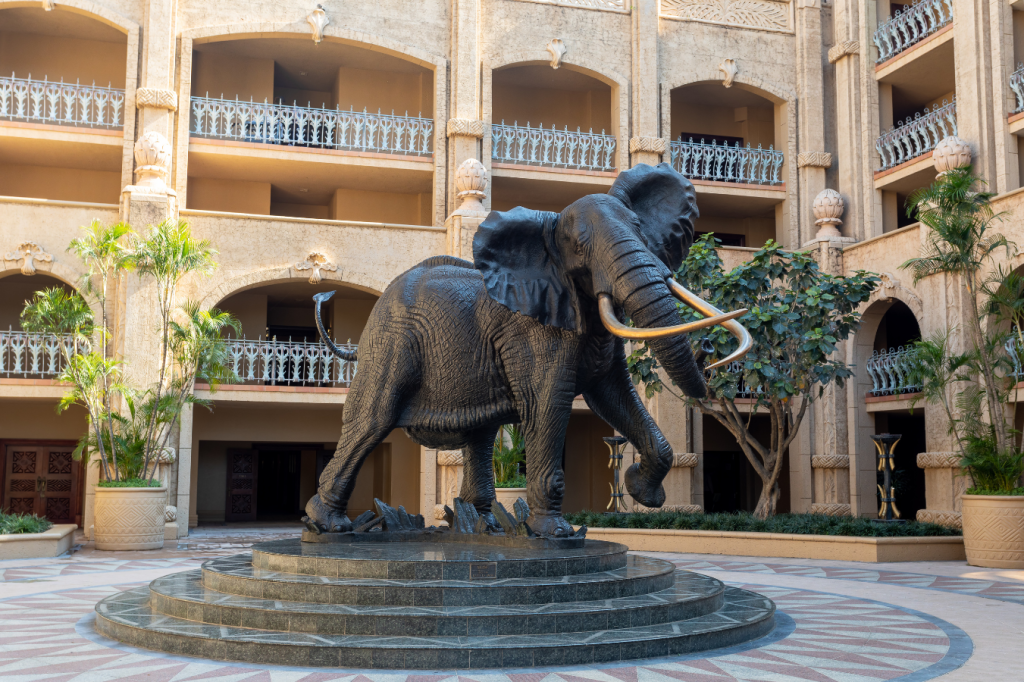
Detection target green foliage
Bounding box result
[626,235,878,518]
[563,510,960,537]
[492,424,526,487]
[96,478,162,488]
[966,487,1024,496]
[0,512,53,534]
[960,435,1024,493]
[20,287,94,341]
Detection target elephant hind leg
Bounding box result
[459,426,500,524]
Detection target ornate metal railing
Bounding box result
[1007,335,1024,381]
[0,330,88,378]
[190,96,434,157]
[866,346,921,396]
[491,122,617,171]
[224,337,358,388]
[0,74,125,129]
[875,99,956,171]
[725,361,760,399]
[1011,65,1024,115]
[872,0,952,63]
[670,138,785,186]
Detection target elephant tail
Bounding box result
[312,291,358,361]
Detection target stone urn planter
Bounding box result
[494,487,527,510]
[94,485,167,551]
[961,494,1024,568]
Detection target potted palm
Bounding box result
[903,167,1024,568]
[492,424,526,509]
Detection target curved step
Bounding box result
[202,553,676,606]
[252,538,628,579]
[150,569,725,636]
[96,583,775,669]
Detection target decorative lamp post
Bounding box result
[872,433,902,521]
[603,435,628,513]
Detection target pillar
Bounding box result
[448,0,484,212]
[916,452,969,528]
[795,0,829,245]
[630,0,663,167]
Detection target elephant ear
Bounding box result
[607,162,696,273]
[473,206,579,331]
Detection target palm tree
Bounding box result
[131,220,217,474]
[901,167,1016,453]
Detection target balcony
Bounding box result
[224,336,357,389]
[1,74,125,130]
[873,0,953,64]
[1,330,86,380]
[875,99,956,175]
[865,346,921,397]
[190,96,433,157]
[490,122,617,173]
[670,137,784,187]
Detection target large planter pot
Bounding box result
[494,487,527,510]
[961,494,1024,568]
[94,486,167,551]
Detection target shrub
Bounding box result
[0,512,53,535]
[96,478,162,488]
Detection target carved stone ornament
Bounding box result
[437,450,464,467]
[629,136,667,154]
[933,135,971,177]
[809,503,851,516]
[811,454,850,469]
[635,503,703,513]
[917,452,961,469]
[446,118,485,138]
[307,4,329,45]
[812,188,844,239]
[718,58,738,87]
[547,39,567,69]
[455,158,489,212]
[672,452,699,468]
[916,508,962,529]
[797,151,833,168]
[827,40,860,64]
[133,131,172,192]
[164,505,177,523]
[135,87,178,111]
[296,252,338,284]
[662,0,790,32]
[4,241,53,276]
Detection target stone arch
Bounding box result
[0,0,139,35]
[198,266,383,311]
[482,52,631,173]
[0,264,103,324]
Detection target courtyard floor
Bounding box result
[1,524,1021,682]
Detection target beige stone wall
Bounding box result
[0,31,127,88]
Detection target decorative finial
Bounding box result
[932,135,971,177]
[296,252,337,284]
[455,158,489,212]
[547,39,566,69]
[133,131,172,192]
[719,58,737,88]
[307,5,329,45]
[812,189,844,239]
[4,242,53,276]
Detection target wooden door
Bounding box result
[2,442,79,524]
[225,449,258,522]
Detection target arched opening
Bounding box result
[0,272,88,525]
[701,414,790,514]
[0,6,129,203]
[192,279,418,525]
[186,36,436,224]
[490,63,617,213]
[669,82,786,248]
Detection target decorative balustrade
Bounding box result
[224,337,357,388]
[491,122,617,172]
[670,137,785,186]
[1007,335,1024,381]
[875,99,956,171]
[1,330,88,379]
[866,346,921,396]
[0,74,125,129]
[872,0,952,63]
[1011,65,1024,115]
[190,96,434,157]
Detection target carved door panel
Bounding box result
[225,449,258,522]
[2,444,78,523]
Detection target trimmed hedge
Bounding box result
[0,512,53,535]
[97,478,162,488]
[564,510,961,537]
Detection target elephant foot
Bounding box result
[525,510,575,537]
[303,494,353,533]
[479,511,502,533]
[625,463,666,508]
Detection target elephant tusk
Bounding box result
[597,293,747,341]
[666,278,753,370]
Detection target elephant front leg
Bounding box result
[520,391,577,537]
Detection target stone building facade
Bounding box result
[0,0,1017,535]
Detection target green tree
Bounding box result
[492,424,526,487]
[628,236,878,519]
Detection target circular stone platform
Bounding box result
[94,537,776,669]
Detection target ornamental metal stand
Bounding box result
[872,433,902,521]
[604,435,628,513]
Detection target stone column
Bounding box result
[630,0,661,166]
[448,0,484,213]
[916,452,969,529]
[951,0,999,184]
[633,452,702,513]
[809,455,852,516]
[429,449,464,524]
[794,0,829,245]
[137,0,178,143]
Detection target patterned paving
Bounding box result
[0,555,970,681]
[664,558,1024,605]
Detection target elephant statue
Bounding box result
[304,163,751,537]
